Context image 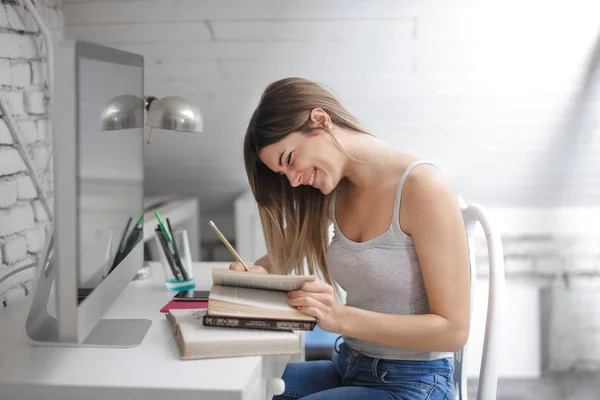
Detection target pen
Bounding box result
[166,217,189,281]
[121,212,144,261]
[121,226,142,255]
[116,217,133,255]
[156,227,182,280]
[209,220,250,271]
[154,211,172,244]
[102,229,114,278]
[109,216,133,273]
[132,212,144,230]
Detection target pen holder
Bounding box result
[155,229,195,291]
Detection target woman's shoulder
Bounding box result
[404,161,444,183]
[399,160,459,232]
[402,160,452,203]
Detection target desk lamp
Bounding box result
[100,95,203,140]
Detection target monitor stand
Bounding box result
[26,233,152,348]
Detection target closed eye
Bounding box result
[287,152,293,166]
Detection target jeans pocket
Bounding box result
[434,371,454,387]
[427,383,455,400]
[379,369,437,390]
[380,377,435,400]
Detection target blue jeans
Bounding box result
[274,341,455,400]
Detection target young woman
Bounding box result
[230,77,471,400]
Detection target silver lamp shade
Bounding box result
[146,96,203,133]
[101,95,144,130]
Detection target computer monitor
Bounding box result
[26,40,151,347]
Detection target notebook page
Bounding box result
[212,269,315,291]
[210,285,293,311]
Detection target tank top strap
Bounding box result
[391,160,439,234]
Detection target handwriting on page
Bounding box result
[211,285,293,311]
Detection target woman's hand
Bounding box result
[229,262,268,274]
[287,280,345,333]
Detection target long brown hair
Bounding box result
[243,77,371,283]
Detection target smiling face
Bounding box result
[242,77,374,286]
[258,128,344,195]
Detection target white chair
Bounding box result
[454,201,506,400]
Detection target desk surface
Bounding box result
[0,262,291,400]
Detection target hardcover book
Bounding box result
[165,309,302,360]
[204,268,318,331]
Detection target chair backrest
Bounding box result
[454,199,506,400]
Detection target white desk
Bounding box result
[0,262,292,400]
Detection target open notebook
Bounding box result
[203,268,318,331]
[166,309,302,360]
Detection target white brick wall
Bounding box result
[0,118,12,144]
[0,176,17,207]
[1,233,28,264]
[0,0,63,307]
[0,201,35,235]
[16,174,36,199]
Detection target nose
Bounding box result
[286,169,301,187]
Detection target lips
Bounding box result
[298,168,319,187]
[304,168,316,187]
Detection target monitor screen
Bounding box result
[77,56,144,289]
[26,40,150,347]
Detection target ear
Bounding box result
[309,108,331,130]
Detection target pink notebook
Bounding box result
[160,300,208,313]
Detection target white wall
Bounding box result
[62,0,600,234]
[0,0,63,307]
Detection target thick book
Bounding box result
[204,268,318,331]
[202,315,316,331]
[165,308,302,360]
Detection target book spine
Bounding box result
[203,315,316,331]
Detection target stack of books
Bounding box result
[165,221,319,360]
[201,268,317,331]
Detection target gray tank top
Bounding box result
[327,160,454,361]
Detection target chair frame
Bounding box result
[454,201,506,400]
